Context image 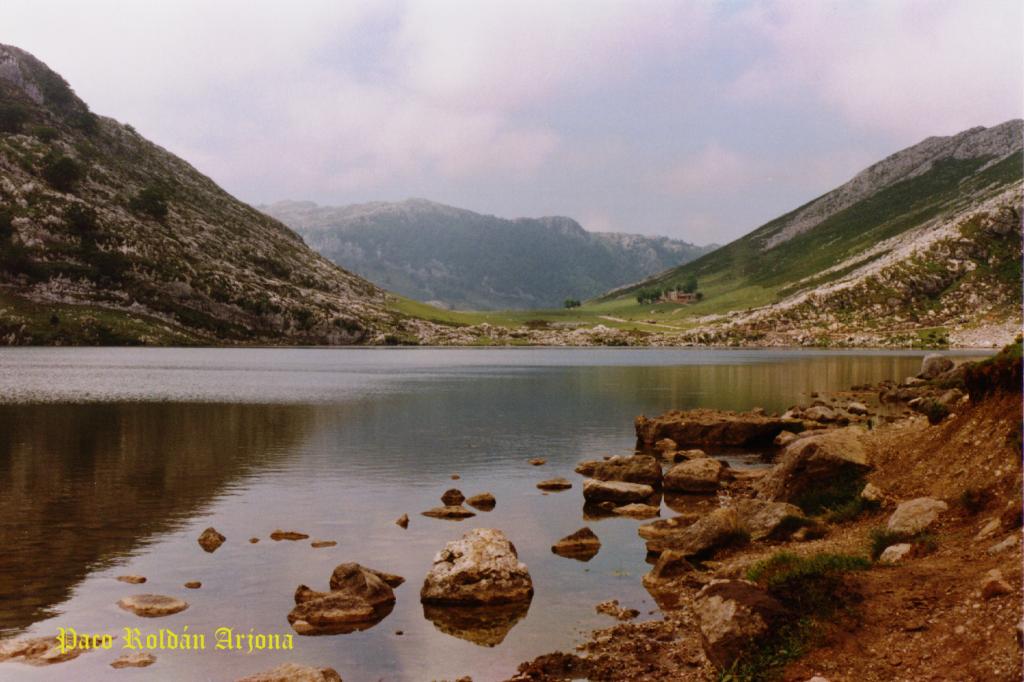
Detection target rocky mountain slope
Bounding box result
[606,120,1023,347]
[264,199,714,310]
[0,44,415,345]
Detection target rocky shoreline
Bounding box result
[506,343,1023,681]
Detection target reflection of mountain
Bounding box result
[0,403,317,636]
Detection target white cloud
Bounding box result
[731,0,1024,137]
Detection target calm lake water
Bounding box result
[0,348,986,681]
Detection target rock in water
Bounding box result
[117,594,189,617]
[236,663,343,682]
[197,527,226,553]
[396,513,409,529]
[421,505,476,519]
[536,477,572,491]
[441,488,465,506]
[551,528,601,561]
[466,492,496,511]
[636,409,801,449]
[612,503,661,518]
[311,541,337,548]
[116,575,146,584]
[528,458,546,466]
[919,354,954,379]
[271,530,309,541]
[289,564,399,635]
[110,652,156,668]
[695,579,789,670]
[663,458,723,493]
[574,455,662,486]
[330,563,405,591]
[581,479,654,503]
[887,498,948,535]
[420,528,533,605]
[757,427,871,504]
[184,581,202,589]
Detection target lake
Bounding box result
[0,348,986,681]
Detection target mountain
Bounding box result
[0,44,411,345]
[263,199,715,310]
[607,120,1023,347]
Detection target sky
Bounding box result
[2,0,1022,244]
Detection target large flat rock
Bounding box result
[636,409,802,449]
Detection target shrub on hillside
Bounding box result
[0,103,29,134]
[41,155,83,192]
[129,185,169,220]
[64,203,98,233]
[963,340,1022,401]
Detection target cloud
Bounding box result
[731,0,1024,137]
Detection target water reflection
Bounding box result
[423,601,532,647]
[0,403,317,636]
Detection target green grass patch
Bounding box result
[823,496,881,524]
[792,467,867,516]
[718,618,816,682]
[747,552,871,616]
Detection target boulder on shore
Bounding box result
[732,499,806,540]
[421,528,533,605]
[886,497,948,535]
[582,478,655,504]
[663,458,723,493]
[919,354,954,379]
[695,579,789,670]
[636,409,802,450]
[757,427,871,504]
[641,507,743,557]
[551,527,601,561]
[575,455,662,486]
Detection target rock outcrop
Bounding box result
[640,507,743,557]
[887,498,948,534]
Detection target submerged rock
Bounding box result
[536,477,573,491]
[551,527,601,561]
[311,541,337,549]
[441,489,466,506]
[612,503,661,518]
[466,492,496,511]
[184,581,202,589]
[110,652,156,669]
[422,505,476,519]
[271,530,309,541]
[663,458,723,493]
[422,600,530,647]
[0,636,89,666]
[636,409,801,449]
[575,455,662,486]
[887,497,948,535]
[197,527,226,553]
[581,478,654,503]
[695,579,789,670]
[236,663,342,682]
[528,458,547,466]
[420,528,533,605]
[117,594,189,618]
[757,427,871,504]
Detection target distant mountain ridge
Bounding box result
[264,198,714,310]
